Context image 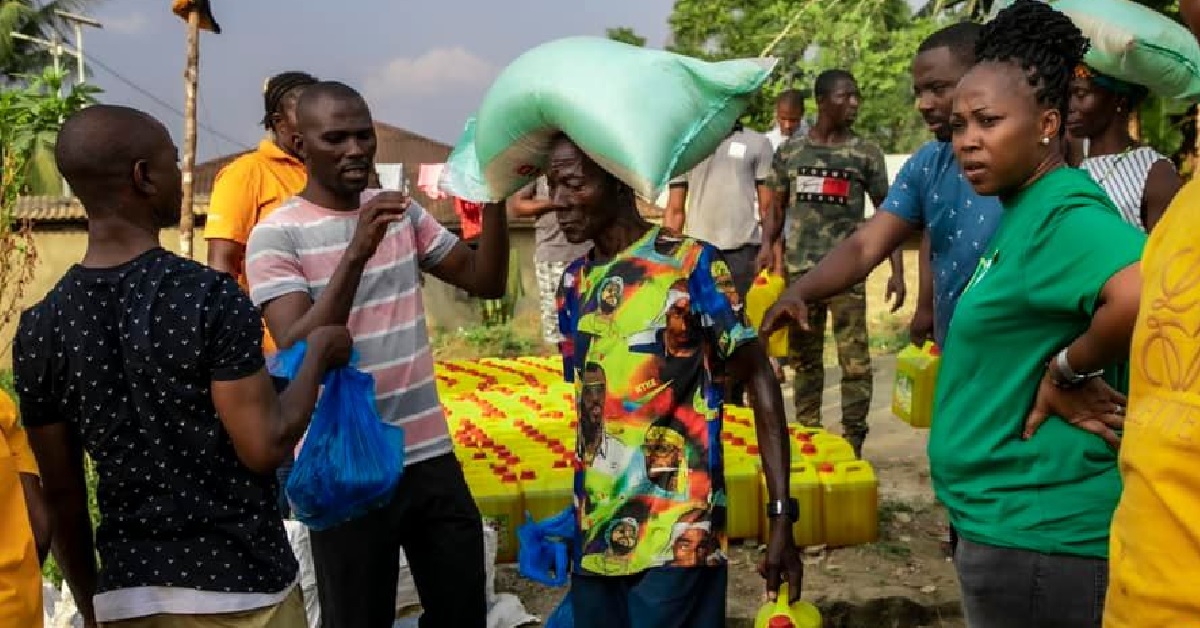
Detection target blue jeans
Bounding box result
[571,565,727,628]
[955,537,1107,628]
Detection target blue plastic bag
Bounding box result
[545,594,573,628]
[517,505,576,587]
[269,342,406,531]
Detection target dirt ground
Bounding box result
[496,357,966,627]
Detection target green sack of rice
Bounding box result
[440,36,776,202]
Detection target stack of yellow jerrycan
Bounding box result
[754,426,876,547]
[746,271,790,357]
[892,342,941,428]
[755,583,822,628]
[440,356,880,563]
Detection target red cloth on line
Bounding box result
[454,197,484,240]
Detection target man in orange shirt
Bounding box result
[0,390,49,628]
[206,71,318,352]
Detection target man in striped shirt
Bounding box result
[246,81,508,628]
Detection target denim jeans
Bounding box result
[572,565,728,628]
[955,537,1107,628]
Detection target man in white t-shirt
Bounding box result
[765,90,809,151]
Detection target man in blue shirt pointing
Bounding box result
[763,22,1002,351]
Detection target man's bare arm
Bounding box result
[207,239,246,280]
[27,424,98,625]
[211,327,351,474]
[425,202,510,298]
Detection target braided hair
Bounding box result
[262,71,319,130]
[975,0,1089,136]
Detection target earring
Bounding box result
[1040,137,1050,145]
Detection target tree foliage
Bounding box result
[668,0,939,153]
[606,26,647,47]
[0,67,98,336]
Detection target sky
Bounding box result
[74,1,676,162]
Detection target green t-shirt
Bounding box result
[929,167,1146,559]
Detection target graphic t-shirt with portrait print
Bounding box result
[12,248,296,623]
[557,227,756,576]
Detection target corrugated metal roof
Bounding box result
[11,195,211,223]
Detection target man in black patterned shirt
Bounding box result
[13,104,350,628]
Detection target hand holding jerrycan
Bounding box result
[746,271,789,357]
[755,583,821,628]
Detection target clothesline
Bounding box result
[413,162,485,239]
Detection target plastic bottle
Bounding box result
[746,271,790,358]
[754,583,822,628]
[818,461,878,547]
[724,453,761,540]
[892,342,941,428]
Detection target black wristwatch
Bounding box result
[766,498,800,522]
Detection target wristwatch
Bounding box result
[766,498,800,522]
[1049,348,1104,389]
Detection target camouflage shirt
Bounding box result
[767,134,889,276]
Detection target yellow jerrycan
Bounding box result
[754,583,822,628]
[892,341,941,428]
[746,271,789,358]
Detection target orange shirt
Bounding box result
[0,391,41,628]
[1106,178,1200,627]
[205,139,306,354]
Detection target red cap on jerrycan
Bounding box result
[754,583,821,628]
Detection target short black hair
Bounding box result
[976,0,1089,135]
[776,89,805,109]
[262,71,318,129]
[294,81,368,126]
[918,22,983,64]
[55,105,173,215]
[814,70,855,100]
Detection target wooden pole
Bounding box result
[179,8,200,259]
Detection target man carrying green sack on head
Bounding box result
[550,131,804,627]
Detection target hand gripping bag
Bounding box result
[269,342,406,530]
[440,36,777,202]
[517,505,576,587]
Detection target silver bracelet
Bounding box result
[1051,348,1103,388]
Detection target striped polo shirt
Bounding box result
[245,190,457,465]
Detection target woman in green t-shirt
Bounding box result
[939,1,1146,626]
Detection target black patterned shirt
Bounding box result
[12,248,296,622]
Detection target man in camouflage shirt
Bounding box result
[762,69,906,456]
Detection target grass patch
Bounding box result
[431,310,551,361]
[878,498,920,525]
[868,540,914,560]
